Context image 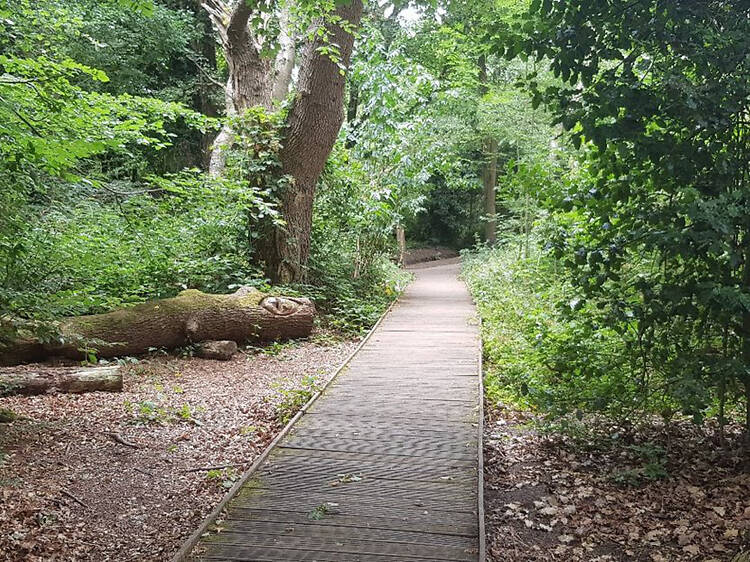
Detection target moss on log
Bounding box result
[0,287,315,365]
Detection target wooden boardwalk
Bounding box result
[175,260,483,562]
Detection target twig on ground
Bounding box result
[105,431,140,449]
[61,489,89,509]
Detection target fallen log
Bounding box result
[0,287,315,365]
[0,366,122,396]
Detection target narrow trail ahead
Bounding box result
[176,260,483,562]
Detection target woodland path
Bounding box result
[175,260,483,562]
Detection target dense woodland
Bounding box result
[1,0,750,560]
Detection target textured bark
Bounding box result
[482,137,498,245]
[204,0,275,176]
[258,0,365,283]
[0,287,315,365]
[396,226,407,265]
[478,53,497,246]
[271,4,296,103]
[0,367,122,396]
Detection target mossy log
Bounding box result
[0,287,315,365]
[0,366,122,396]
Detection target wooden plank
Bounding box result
[197,535,477,561]
[229,489,478,516]
[279,437,476,460]
[221,508,478,536]
[201,521,475,547]
[243,476,476,504]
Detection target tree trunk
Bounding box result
[396,226,407,265]
[271,4,295,103]
[743,241,750,441]
[0,367,122,396]
[209,49,274,176]
[0,287,315,365]
[478,53,497,246]
[257,0,365,283]
[482,137,498,245]
[345,80,360,149]
[204,0,275,176]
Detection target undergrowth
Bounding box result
[462,242,748,444]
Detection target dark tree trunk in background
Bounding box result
[195,6,220,169]
[257,0,365,283]
[345,82,360,149]
[742,241,750,440]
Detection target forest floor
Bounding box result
[0,334,357,562]
[484,404,750,562]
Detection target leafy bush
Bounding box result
[1,171,274,321]
[464,236,748,432]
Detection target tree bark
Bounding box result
[0,287,315,365]
[204,0,275,176]
[271,3,296,103]
[482,136,498,245]
[0,367,122,396]
[257,0,365,283]
[478,53,498,246]
[743,241,750,440]
[396,226,407,265]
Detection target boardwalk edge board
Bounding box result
[476,312,486,562]
[170,290,403,562]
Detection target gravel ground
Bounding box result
[0,337,357,561]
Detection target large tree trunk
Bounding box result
[257,0,364,283]
[0,367,122,396]
[0,287,315,366]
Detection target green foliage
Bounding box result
[1,170,275,322]
[123,398,203,426]
[307,503,331,521]
[307,144,412,333]
[511,0,750,431]
[0,408,17,423]
[611,443,668,487]
[271,375,320,424]
[204,467,239,490]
